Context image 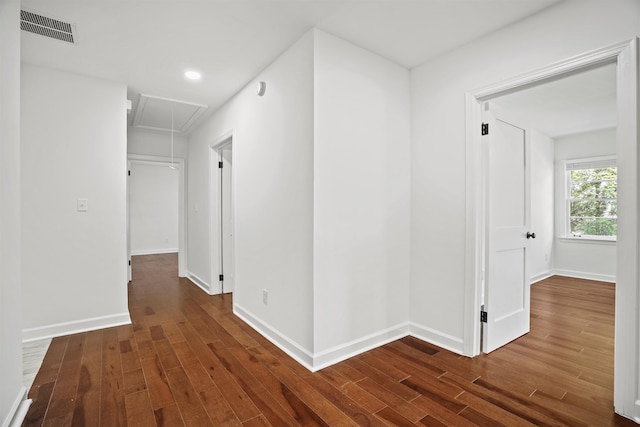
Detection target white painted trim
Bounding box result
[186,271,214,295]
[409,322,465,355]
[128,154,187,277]
[471,40,632,101]
[2,387,27,427]
[312,323,410,372]
[553,269,616,283]
[464,92,484,357]
[131,248,178,256]
[234,303,314,370]
[613,38,640,420]
[22,312,131,342]
[465,38,639,421]
[530,271,554,284]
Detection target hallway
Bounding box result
[23,254,635,426]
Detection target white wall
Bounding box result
[530,130,555,282]
[313,30,411,362]
[553,127,617,282]
[129,161,179,255]
[188,29,411,369]
[128,127,188,158]
[188,32,315,358]
[410,0,639,352]
[0,0,26,424]
[21,64,130,340]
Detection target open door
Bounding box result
[482,103,532,353]
[219,146,234,293]
[126,160,132,281]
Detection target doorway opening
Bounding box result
[464,39,638,415]
[127,155,187,281]
[210,133,235,294]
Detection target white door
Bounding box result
[220,147,234,293]
[482,104,532,353]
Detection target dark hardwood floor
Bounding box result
[23,254,638,426]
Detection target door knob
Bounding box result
[527,232,536,239]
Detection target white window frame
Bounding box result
[561,155,617,242]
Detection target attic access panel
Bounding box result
[132,94,208,134]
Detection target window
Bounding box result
[564,156,617,240]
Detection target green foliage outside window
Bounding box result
[569,167,617,237]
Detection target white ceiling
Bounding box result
[491,63,617,138]
[20,0,562,134]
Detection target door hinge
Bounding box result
[128,170,131,176]
[481,123,489,136]
[219,274,224,281]
[218,161,223,168]
[480,310,488,323]
[128,260,131,266]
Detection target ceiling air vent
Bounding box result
[20,9,76,44]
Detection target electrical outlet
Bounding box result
[262,289,268,305]
[77,198,88,212]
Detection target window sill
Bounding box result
[558,236,616,245]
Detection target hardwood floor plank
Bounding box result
[23,381,55,427]
[197,386,244,426]
[346,358,420,402]
[124,390,156,427]
[99,328,127,426]
[411,395,478,427]
[71,330,103,427]
[24,255,630,426]
[140,354,175,410]
[153,403,185,427]
[28,336,69,398]
[45,333,85,420]
[123,368,147,395]
[339,381,387,414]
[300,371,389,427]
[356,377,427,423]
[374,406,416,426]
[165,366,215,426]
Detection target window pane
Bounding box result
[570,217,617,236]
[565,163,617,238]
[570,180,617,199]
[570,200,616,218]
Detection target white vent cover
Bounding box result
[132,95,208,134]
[20,9,76,44]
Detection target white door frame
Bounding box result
[127,154,187,277]
[464,39,639,419]
[210,130,235,295]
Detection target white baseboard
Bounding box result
[131,248,178,256]
[531,270,554,284]
[409,322,465,355]
[22,312,132,343]
[553,269,616,283]
[311,323,410,371]
[233,303,314,370]
[2,386,28,427]
[232,304,465,372]
[186,271,214,295]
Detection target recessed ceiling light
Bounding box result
[184,70,201,81]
